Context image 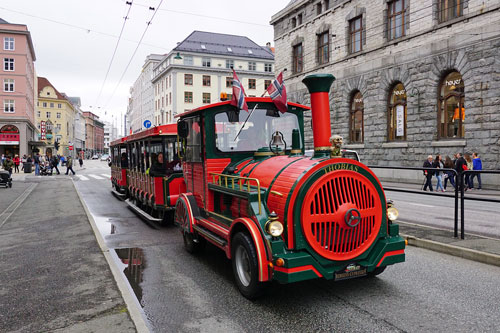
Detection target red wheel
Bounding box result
[175,197,205,253]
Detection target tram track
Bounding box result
[0,182,37,229]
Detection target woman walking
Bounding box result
[13,155,20,173]
[433,154,445,192]
[464,153,473,190]
[443,155,456,190]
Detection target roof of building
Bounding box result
[173,31,274,60]
[37,77,69,101]
[0,18,10,24]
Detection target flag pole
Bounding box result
[234,104,258,141]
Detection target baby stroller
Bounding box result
[40,161,52,176]
[0,170,12,188]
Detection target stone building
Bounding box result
[152,31,275,125]
[271,0,500,172]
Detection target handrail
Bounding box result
[210,172,262,215]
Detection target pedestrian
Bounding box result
[13,155,20,173]
[433,154,445,192]
[51,154,61,175]
[1,154,5,165]
[65,156,75,175]
[443,155,456,190]
[60,155,66,166]
[470,152,482,190]
[34,153,41,175]
[21,154,27,171]
[455,152,467,191]
[423,155,434,192]
[2,155,14,176]
[79,156,83,168]
[464,153,473,190]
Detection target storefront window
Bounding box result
[388,82,407,141]
[350,91,364,143]
[439,71,464,139]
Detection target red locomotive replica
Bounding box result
[110,74,405,299]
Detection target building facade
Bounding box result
[271,0,500,170]
[36,77,76,156]
[152,31,275,125]
[68,96,86,157]
[82,111,104,157]
[127,54,163,134]
[0,18,37,158]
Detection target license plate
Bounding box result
[335,268,367,281]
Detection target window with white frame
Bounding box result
[3,99,14,113]
[248,62,256,71]
[202,58,211,67]
[57,112,61,119]
[4,37,14,51]
[4,58,14,71]
[264,63,272,72]
[43,102,47,108]
[56,124,62,131]
[46,111,51,118]
[3,79,14,92]
[37,111,40,117]
[50,103,54,108]
[226,59,234,69]
[184,55,193,66]
[57,103,62,108]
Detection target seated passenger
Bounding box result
[149,153,165,177]
[120,153,128,168]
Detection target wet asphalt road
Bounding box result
[75,161,500,332]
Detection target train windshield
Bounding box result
[214,107,302,152]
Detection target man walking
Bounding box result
[65,156,75,175]
[2,155,14,177]
[51,154,61,175]
[470,152,482,190]
[423,155,434,192]
[455,152,467,191]
[34,153,41,175]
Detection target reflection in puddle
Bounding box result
[94,216,117,237]
[115,248,145,306]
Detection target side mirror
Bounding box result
[177,120,189,138]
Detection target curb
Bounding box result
[401,233,500,267]
[72,180,150,333]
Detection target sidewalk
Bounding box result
[0,177,136,332]
[381,180,500,199]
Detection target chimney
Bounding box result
[302,74,336,157]
[266,42,271,48]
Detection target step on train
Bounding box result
[110,74,405,299]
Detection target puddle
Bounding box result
[114,247,145,306]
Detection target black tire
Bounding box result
[367,266,387,277]
[183,231,206,254]
[161,210,175,226]
[231,232,266,300]
[8,182,12,188]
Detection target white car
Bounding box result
[91,155,99,160]
[100,154,110,161]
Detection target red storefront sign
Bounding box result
[41,121,46,140]
[0,133,20,145]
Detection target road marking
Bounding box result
[0,183,37,228]
[78,175,89,181]
[100,174,110,178]
[88,174,104,180]
[407,202,435,208]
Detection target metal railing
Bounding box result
[368,166,500,239]
[210,172,262,215]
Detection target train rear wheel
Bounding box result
[183,231,206,254]
[231,232,265,299]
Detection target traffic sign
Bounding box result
[144,120,152,129]
[69,145,73,151]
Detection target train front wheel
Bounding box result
[231,232,266,300]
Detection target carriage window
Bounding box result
[185,116,202,162]
[214,107,301,152]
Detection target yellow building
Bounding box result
[36,77,76,156]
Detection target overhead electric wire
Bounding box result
[94,0,134,107]
[103,0,165,109]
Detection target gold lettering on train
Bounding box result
[323,164,360,174]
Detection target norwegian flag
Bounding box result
[266,71,288,113]
[230,69,248,112]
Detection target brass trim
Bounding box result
[254,151,274,157]
[208,211,233,222]
[210,172,262,215]
[314,146,332,151]
[270,190,283,197]
[290,149,302,154]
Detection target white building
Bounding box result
[67,96,85,156]
[103,120,118,154]
[152,31,276,125]
[127,54,163,133]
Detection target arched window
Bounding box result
[388,82,407,141]
[439,71,464,139]
[350,91,364,143]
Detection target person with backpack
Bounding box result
[2,155,14,176]
[470,152,482,190]
[455,152,467,191]
[65,156,75,175]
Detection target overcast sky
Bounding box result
[0,0,289,128]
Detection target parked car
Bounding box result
[100,154,110,161]
[91,155,99,160]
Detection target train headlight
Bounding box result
[265,211,283,237]
[387,207,399,221]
